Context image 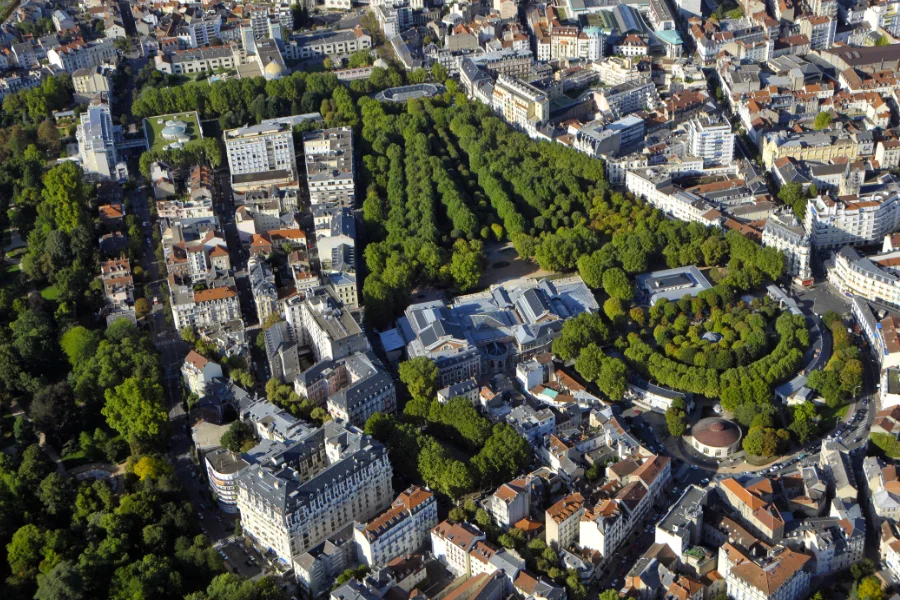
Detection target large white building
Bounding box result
[238,421,393,564]
[324,352,396,427]
[827,246,900,307]
[762,213,812,283]
[684,115,735,167]
[48,38,116,73]
[303,128,355,207]
[805,191,900,250]
[491,75,549,135]
[77,102,128,180]
[225,121,297,187]
[283,27,372,60]
[353,486,438,567]
[625,166,724,226]
[431,521,487,576]
[170,282,242,330]
[287,292,369,362]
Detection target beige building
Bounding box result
[72,65,111,103]
[491,75,549,134]
[761,131,859,170]
[545,493,584,550]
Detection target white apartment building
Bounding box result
[354,486,438,567]
[283,27,372,60]
[239,421,393,564]
[205,447,247,513]
[225,122,297,186]
[827,246,900,307]
[580,499,630,557]
[170,283,242,330]
[592,57,645,87]
[265,321,301,384]
[762,213,812,283]
[155,46,240,76]
[799,16,836,50]
[48,39,116,73]
[625,167,723,226]
[684,116,735,167]
[431,521,487,576]
[303,128,355,206]
[491,75,549,133]
[850,296,900,374]
[186,15,221,48]
[181,350,224,396]
[292,293,369,362]
[805,191,900,250]
[324,355,395,427]
[77,102,127,180]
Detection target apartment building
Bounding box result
[594,79,658,119]
[205,446,248,514]
[49,38,116,73]
[655,485,708,556]
[185,15,221,48]
[264,321,301,384]
[181,350,224,396]
[717,478,785,542]
[72,66,112,103]
[325,352,396,426]
[225,121,297,187]
[850,296,900,374]
[431,521,487,576]
[762,131,859,170]
[506,404,555,446]
[684,115,735,167]
[827,246,900,306]
[303,128,355,206]
[238,421,393,563]
[155,45,240,75]
[354,486,438,567]
[798,16,835,50]
[99,257,134,310]
[491,75,549,133]
[484,478,532,530]
[762,213,812,283]
[862,456,900,523]
[248,256,278,324]
[545,493,584,550]
[725,546,811,600]
[805,191,900,250]
[625,167,723,227]
[292,292,369,362]
[284,27,372,60]
[170,281,241,330]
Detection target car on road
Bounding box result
[700,478,709,485]
[690,464,698,470]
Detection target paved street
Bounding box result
[131,179,267,580]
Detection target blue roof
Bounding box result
[656,30,683,45]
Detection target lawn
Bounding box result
[60,448,89,470]
[40,284,60,300]
[144,111,203,152]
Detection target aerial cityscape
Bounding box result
[3,0,900,598]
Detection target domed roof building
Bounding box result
[690,417,742,460]
[264,60,284,79]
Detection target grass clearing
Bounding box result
[40,284,60,300]
[144,111,203,152]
